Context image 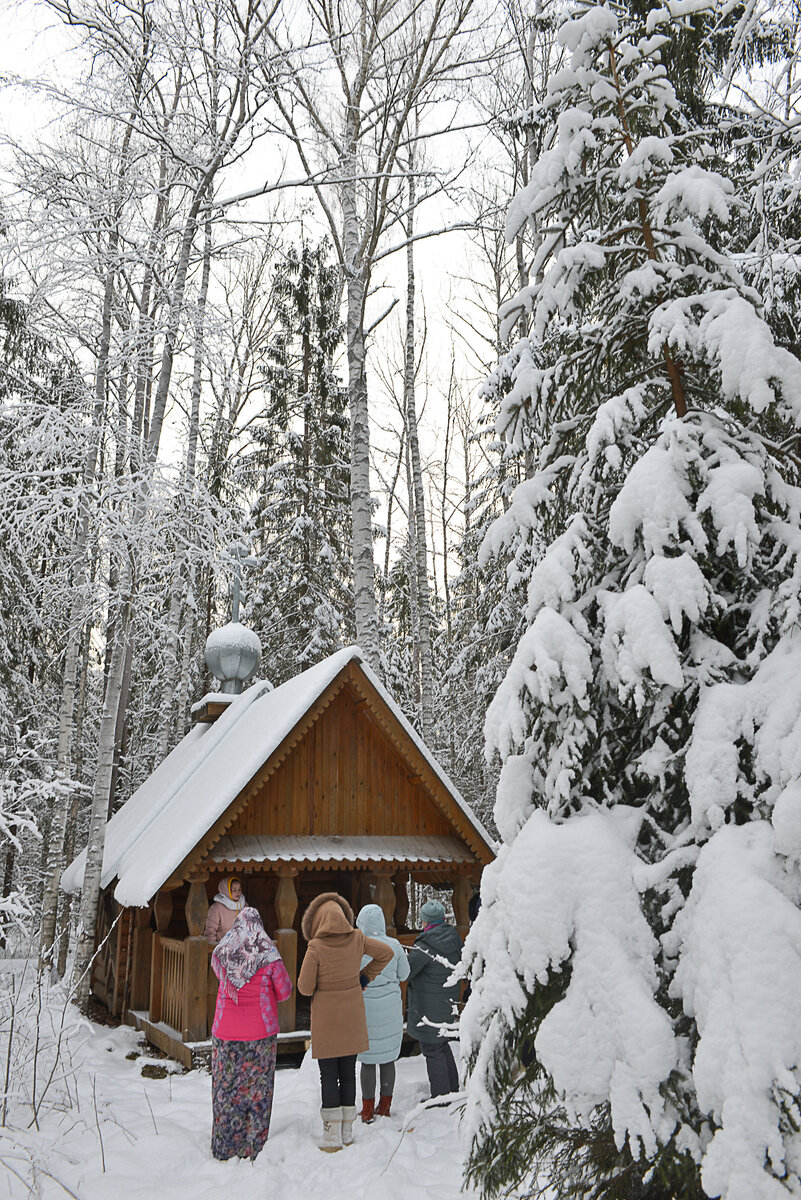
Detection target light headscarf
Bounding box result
[212,875,246,912]
[211,907,281,1002]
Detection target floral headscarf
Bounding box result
[211,907,281,1002]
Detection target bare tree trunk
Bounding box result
[72,586,132,1011]
[184,212,212,487]
[39,258,115,970]
[107,638,134,817]
[156,214,211,762]
[0,828,16,951]
[403,171,434,743]
[55,614,92,976]
[175,567,198,739]
[404,421,421,703]
[379,427,406,628]
[342,165,380,671]
[440,366,455,643]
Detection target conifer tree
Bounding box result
[248,243,353,682]
[462,5,801,1198]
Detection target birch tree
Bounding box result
[402,164,434,743]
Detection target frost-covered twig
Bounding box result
[91,1073,105,1172]
[143,1087,159,1135]
[1,969,19,1127]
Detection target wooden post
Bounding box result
[393,872,410,932]
[148,890,173,1023]
[130,906,153,1013]
[274,869,298,1033]
[183,869,210,1042]
[183,936,210,1042]
[453,875,472,942]
[374,871,396,935]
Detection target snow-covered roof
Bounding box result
[62,646,494,907]
[209,834,474,868]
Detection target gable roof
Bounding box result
[62,646,495,907]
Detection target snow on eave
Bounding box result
[60,676,277,897]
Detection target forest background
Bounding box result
[0,0,532,984]
[3,0,801,1196]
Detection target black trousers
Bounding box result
[318,1054,357,1108]
[420,1039,459,1098]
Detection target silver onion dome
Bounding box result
[204,622,262,695]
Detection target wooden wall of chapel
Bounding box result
[226,684,454,839]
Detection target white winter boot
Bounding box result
[320,1106,343,1152]
[341,1105,357,1146]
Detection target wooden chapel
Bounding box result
[62,643,495,1066]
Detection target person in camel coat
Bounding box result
[297,892,393,1152]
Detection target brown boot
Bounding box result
[360,1098,375,1123]
[376,1094,392,1117]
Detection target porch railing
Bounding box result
[161,937,185,1031]
[149,933,212,1042]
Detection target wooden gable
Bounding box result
[168,659,491,885]
[228,678,453,840]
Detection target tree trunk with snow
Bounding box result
[71,584,132,1011]
[402,170,434,742]
[39,225,122,970]
[156,216,211,762]
[342,166,380,669]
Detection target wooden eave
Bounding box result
[209,853,475,874]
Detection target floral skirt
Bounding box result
[211,1035,277,1161]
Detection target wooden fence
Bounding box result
[161,937,185,1031]
[149,933,213,1042]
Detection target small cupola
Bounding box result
[204,621,262,695]
[193,544,261,721]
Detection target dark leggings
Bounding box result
[360,1061,396,1099]
[319,1054,357,1108]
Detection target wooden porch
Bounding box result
[101,859,478,1067]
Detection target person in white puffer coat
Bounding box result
[355,903,410,1122]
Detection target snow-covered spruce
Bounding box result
[462,4,801,1199]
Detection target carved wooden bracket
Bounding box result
[185,877,210,938]
[152,890,173,933]
[275,871,298,931]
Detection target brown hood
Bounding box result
[302,891,355,940]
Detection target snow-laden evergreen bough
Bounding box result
[462,3,801,1198]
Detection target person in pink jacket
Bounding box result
[210,906,292,1160]
[204,875,246,944]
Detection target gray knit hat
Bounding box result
[420,899,445,925]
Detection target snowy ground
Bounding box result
[0,961,483,1200]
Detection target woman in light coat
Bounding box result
[204,876,246,944]
[355,903,409,1122]
[297,892,392,1151]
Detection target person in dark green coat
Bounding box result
[406,899,462,1098]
